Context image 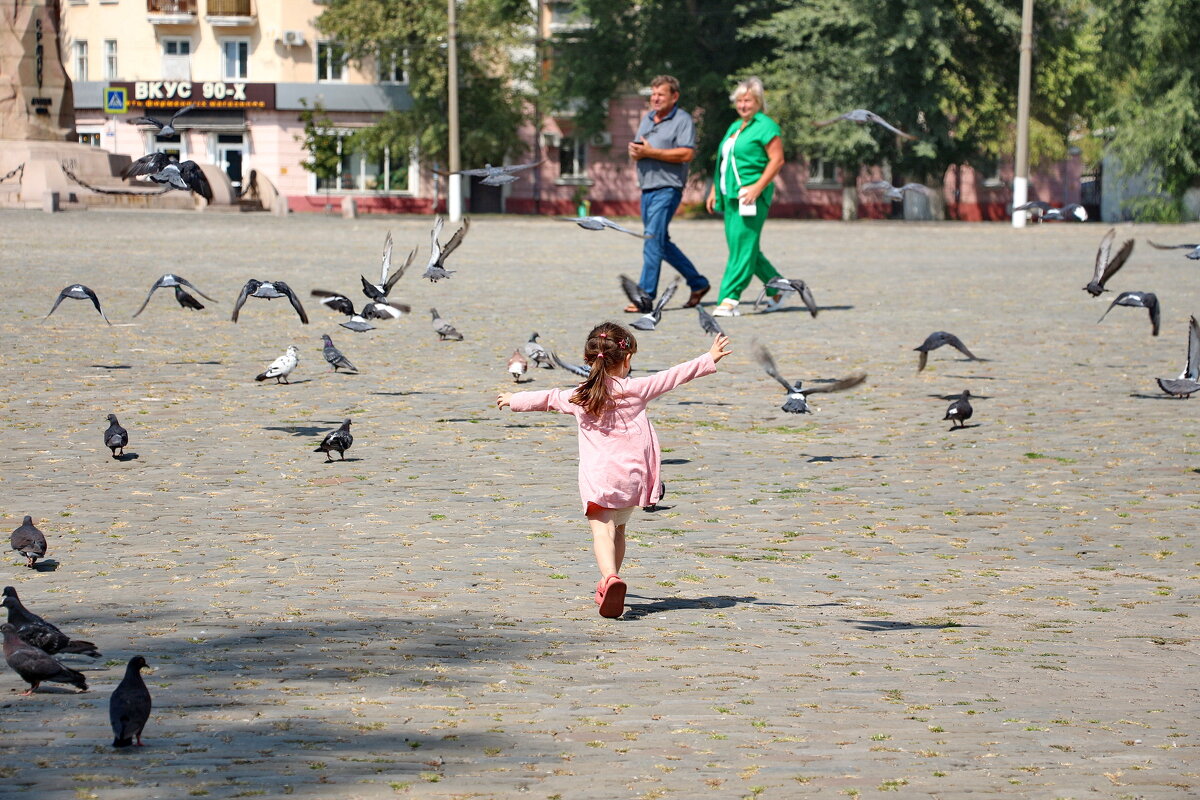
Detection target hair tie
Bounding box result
[597,332,608,339]
[618,338,629,349]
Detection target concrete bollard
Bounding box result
[42,191,60,214]
[342,196,357,219]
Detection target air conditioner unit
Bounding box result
[281,30,306,47]
[541,131,562,149]
[589,131,612,147]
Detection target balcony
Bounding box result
[206,0,255,25]
[147,0,197,24]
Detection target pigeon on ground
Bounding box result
[1147,240,1200,260]
[862,180,931,201]
[104,414,129,458]
[944,389,973,429]
[753,277,818,316]
[558,216,650,239]
[914,332,979,372]
[550,350,590,378]
[1098,291,1160,336]
[255,345,299,384]
[1157,316,1200,398]
[523,333,553,369]
[321,335,356,373]
[1014,200,1088,222]
[631,277,681,331]
[813,109,916,140]
[361,231,417,305]
[132,274,216,317]
[1,588,100,657]
[1084,229,1135,297]
[423,216,470,282]
[121,152,213,201]
[508,350,528,382]
[752,343,867,414]
[1,623,87,695]
[430,308,463,341]
[110,655,152,747]
[620,274,654,313]
[9,517,45,569]
[310,290,356,316]
[43,284,111,325]
[315,419,353,462]
[697,305,725,336]
[173,285,204,311]
[130,104,194,136]
[452,160,543,186]
[232,280,308,323]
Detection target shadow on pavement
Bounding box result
[621,595,779,620]
[844,619,975,632]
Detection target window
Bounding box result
[316,42,346,82]
[806,156,835,185]
[557,136,587,181]
[74,40,88,81]
[377,49,407,84]
[312,130,412,193]
[78,132,101,147]
[104,40,118,80]
[163,37,191,56]
[222,39,249,80]
[162,37,191,80]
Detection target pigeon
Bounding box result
[255,345,299,384]
[862,180,931,201]
[321,335,356,373]
[361,301,407,320]
[1097,291,1160,336]
[315,419,353,462]
[1013,200,1088,222]
[1,588,100,657]
[110,656,152,747]
[1,623,88,695]
[813,109,916,140]
[9,517,45,569]
[173,285,204,311]
[339,313,376,333]
[1083,229,1135,297]
[697,305,725,336]
[914,332,979,372]
[104,414,129,458]
[132,274,216,317]
[752,277,818,316]
[508,350,528,382]
[1147,240,1200,260]
[631,277,681,331]
[1157,316,1200,398]
[523,333,553,369]
[121,152,213,201]
[943,389,973,429]
[452,160,543,186]
[361,231,417,304]
[558,216,650,239]
[620,275,654,313]
[430,308,463,341]
[422,216,470,282]
[550,350,591,378]
[130,104,194,136]
[232,279,308,323]
[752,343,867,413]
[310,290,356,316]
[43,284,111,325]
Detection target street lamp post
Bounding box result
[1011,0,1034,228]
[447,0,463,222]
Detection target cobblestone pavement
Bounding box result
[0,209,1197,799]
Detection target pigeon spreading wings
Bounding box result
[914,331,979,372]
[1084,228,1135,297]
[1098,291,1160,336]
[132,274,216,317]
[753,277,818,317]
[861,180,931,202]
[558,216,650,239]
[232,280,309,324]
[423,217,470,282]
[1014,200,1088,222]
[630,277,681,331]
[1147,240,1200,260]
[130,104,194,135]
[752,342,867,414]
[620,274,654,314]
[122,154,212,201]
[813,109,916,140]
[311,290,356,316]
[1157,316,1200,397]
[362,231,418,302]
[550,350,591,378]
[453,160,544,186]
[44,284,111,325]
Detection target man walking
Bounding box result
[626,75,710,311]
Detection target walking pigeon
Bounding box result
[104,414,129,458]
[110,656,152,747]
[914,332,979,373]
[508,350,528,382]
[430,308,463,341]
[943,389,973,429]
[752,343,866,414]
[1098,291,1160,336]
[232,280,308,324]
[1,588,100,657]
[43,285,111,325]
[131,274,216,317]
[2,623,88,695]
[9,517,45,569]
[321,335,356,373]
[315,419,353,462]
[1083,228,1135,297]
[523,333,553,369]
[173,285,204,311]
[255,345,299,384]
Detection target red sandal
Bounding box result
[598,575,626,619]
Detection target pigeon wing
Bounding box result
[1096,295,1122,323]
[360,274,384,301]
[1097,237,1135,288]
[944,333,977,360]
[865,110,916,139]
[917,350,929,373]
[178,161,212,201]
[121,152,172,180]
[620,275,654,314]
[230,280,255,322]
[550,350,591,378]
[697,306,725,336]
[174,276,216,302]
[378,231,394,286]
[1092,228,1116,284]
[602,219,651,239]
[273,281,309,324]
[1186,316,1200,380]
[384,247,417,294]
[80,285,111,325]
[804,371,868,395]
[790,280,819,317]
[1147,293,1160,336]
[169,103,196,123]
[654,277,682,314]
[751,343,796,393]
[439,217,471,260]
[42,289,69,322]
[131,281,163,318]
[861,180,896,195]
[1147,240,1200,250]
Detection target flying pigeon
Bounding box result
[121,152,213,201]
[43,284,111,325]
[752,343,867,413]
[130,104,194,136]
[311,290,356,316]
[1,588,100,658]
[697,305,725,336]
[550,350,590,378]
[104,414,128,458]
[132,274,216,317]
[321,335,356,373]
[9,517,45,569]
[361,231,417,304]
[558,216,650,239]
[914,331,979,372]
[620,274,654,313]
[315,419,353,462]
[943,389,973,429]
[1098,291,1160,336]
[430,308,463,341]
[423,216,470,282]
[452,160,543,186]
[339,314,375,333]
[1157,316,1200,398]
[523,333,553,369]
[361,301,407,320]
[1084,229,1135,297]
[173,286,204,311]
[1,623,88,695]
[1014,200,1088,222]
[753,277,818,316]
[232,280,308,324]
[631,277,681,331]
[508,350,528,382]
[110,655,152,748]
[1147,240,1200,260]
[256,345,299,384]
[862,180,931,201]
[813,109,916,140]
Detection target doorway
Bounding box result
[216,134,245,194]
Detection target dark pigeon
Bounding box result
[110,656,152,747]
[1157,316,1200,398]
[321,334,357,373]
[104,414,129,458]
[697,306,725,336]
[131,274,216,317]
[130,104,194,136]
[9,517,45,568]
[1,623,88,695]
[620,275,654,313]
[311,290,356,317]
[173,285,204,311]
[422,216,470,282]
[914,331,979,373]
[1014,200,1087,222]
[1,587,101,658]
[631,277,681,331]
[315,419,353,462]
[43,284,111,325]
[1097,291,1160,336]
[943,389,973,429]
[430,308,463,341]
[361,231,417,305]
[231,280,308,324]
[1147,240,1200,260]
[122,152,213,201]
[1084,228,1135,297]
[752,342,867,414]
[753,277,818,317]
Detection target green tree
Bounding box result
[296,99,340,203]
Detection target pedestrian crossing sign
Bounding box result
[104,87,127,114]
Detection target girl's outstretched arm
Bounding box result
[628,334,731,402]
[496,392,514,409]
[502,388,577,414]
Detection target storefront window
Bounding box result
[313,131,411,193]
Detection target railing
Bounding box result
[207,0,252,16]
[147,0,197,14]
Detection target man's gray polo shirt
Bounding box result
[635,105,695,191]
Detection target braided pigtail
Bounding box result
[569,322,638,416]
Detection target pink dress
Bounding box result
[509,353,717,513]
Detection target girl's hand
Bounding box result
[709,333,732,364]
[705,190,716,214]
[496,392,513,410]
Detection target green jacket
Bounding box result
[714,112,783,212]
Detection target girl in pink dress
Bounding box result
[497,322,732,618]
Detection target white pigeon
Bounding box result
[508,349,528,383]
[255,345,299,384]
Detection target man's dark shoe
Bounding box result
[684,286,711,308]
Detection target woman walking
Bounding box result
[705,77,787,317]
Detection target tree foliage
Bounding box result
[296,99,340,190]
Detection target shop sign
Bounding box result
[105,81,276,111]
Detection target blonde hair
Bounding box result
[731,77,766,111]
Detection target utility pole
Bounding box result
[447,0,463,222]
[1011,0,1034,228]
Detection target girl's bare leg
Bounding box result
[587,508,634,578]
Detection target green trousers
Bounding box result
[718,196,782,304]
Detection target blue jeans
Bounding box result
[640,187,708,298]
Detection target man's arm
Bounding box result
[628,142,694,163]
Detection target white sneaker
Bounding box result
[711,299,740,317]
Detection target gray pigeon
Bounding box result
[697,306,725,336]
[558,216,650,239]
[620,274,654,313]
[422,217,470,282]
[753,277,818,316]
[110,656,152,747]
[631,277,681,331]
[751,343,866,414]
[1084,229,1135,297]
[130,104,194,136]
[231,280,308,324]
[361,231,417,304]
[550,350,590,378]
[813,109,916,139]
[121,152,213,201]
[104,414,129,458]
[524,332,553,369]
[43,284,111,325]
[9,517,45,568]
[453,160,543,186]
[321,334,357,373]
[862,180,931,202]
[2,588,100,657]
[914,332,979,372]
[1157,316,1200,398]
[315,419,353,462]
[131,274,216,317]
[1097,291,1160,336]
[2,623,87,695]
[1147,240,1200,260]
[1014,200,1087,222]
[943,389,973,429]
[430,308,463,341]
